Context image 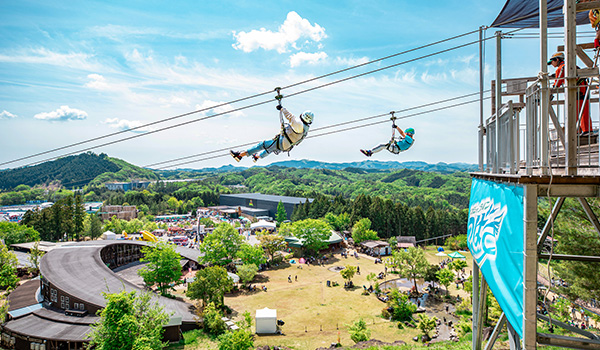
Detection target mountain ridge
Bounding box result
[167,159,477,174]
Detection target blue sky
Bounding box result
[0,1,588,169]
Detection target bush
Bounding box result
[456,315,472,337]
[347,318,371,343]
[388,289,417,322]
[203,303,227,335]
[455,298,472,316]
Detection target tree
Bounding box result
[73,193,85,240]
[366,272,378,289]
[424,264,440,287]
[340,265,357,285]
[0,292,8,323]
[87,214,103,239]
[275,201,287,225]
[28,241,45,275]
[138,242,182,296]
[257,232,286,262]
[436,267,455,295]
[0,242,18,290]
[236,243,266,266]
[351,218,379,244]
[449,259,468,274]
[237,263,258,284]
[417,314,438,339]
[347,318,371,343]
[187,266,234,307]
[388,246,429,292]
[387,289,417,321]
[218,328,254,350]
[202,302,227,335]
[0,222,40,246]
[291,219,331,255]
[200,223,244,265]
[88,290,170,350]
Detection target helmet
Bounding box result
[301,110,314,124]
[547,52,564,65]
[405,128,415,135]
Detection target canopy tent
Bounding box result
[255,307,277,334]
[102,231,116,240]
[251,220,276,230]
[227,272,240,284]
[448,251,466,259]
[435,251,447,257]
[491,0,590,28]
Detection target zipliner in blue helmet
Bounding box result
[360,125,415,157]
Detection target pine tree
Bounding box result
[73,193,85,240]
[276,201,287,224]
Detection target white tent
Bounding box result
[251,220,276,230]
[102,231,116,240]
[255,307,277,334]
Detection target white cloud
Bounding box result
[335,56,370,67]
[85,74,111,90]
[0,110,17,119]
[194,100,245,118]
[290,52,328,67]
[232,11,326,53]
[159,95,190,108]
[87,24,223,41]
[0,48,99,71]
[103,118,154,133]
[34,106,88,121]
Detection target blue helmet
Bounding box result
[301,110,314,124]
[405,128,415,135]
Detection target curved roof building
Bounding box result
[1,240,202,350]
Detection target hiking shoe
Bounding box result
[252,154,260,163]
[230,150,242,162]
[360,149,372,157]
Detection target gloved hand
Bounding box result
[276,105,282,110]
[595,38,600,49]
[392,124,397,129]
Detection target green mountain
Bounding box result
[0,152,158,190]
[161,159,477,174]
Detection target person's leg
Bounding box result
[244,140,270,157]
[371,143,389,154]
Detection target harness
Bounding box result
[386,112,401,154]
[386,111,414,154]
[273,87,310,155]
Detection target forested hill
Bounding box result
[171,160,477,174]
[206,167,472,210]
[0,152,158,190]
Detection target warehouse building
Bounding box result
[219,193,313,220]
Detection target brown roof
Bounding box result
[3,313,92,342]
[7,279,40,311]
[396,236,416,244]
[360,240,389,249]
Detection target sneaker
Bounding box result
[252,154,260,163]
[360,149,372,157]
[230,150,242,162]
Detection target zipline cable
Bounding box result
[56,93,491,187]
[18,27,518,169]
[0,11,563,167]
[145,90,490,168]
[0,29,482,168]
[155,96,490,170]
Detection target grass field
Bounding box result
[174,246,474,350]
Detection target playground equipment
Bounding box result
[141,230,158,242]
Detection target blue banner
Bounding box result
[467,178,524,337]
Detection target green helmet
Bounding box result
[405,128,415,135]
